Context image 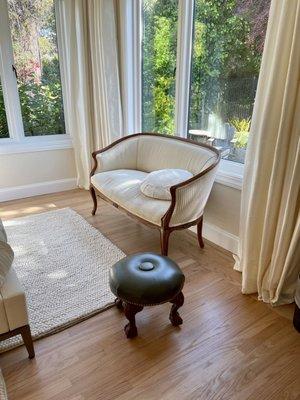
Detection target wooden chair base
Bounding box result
[0,324,35,359]
[115,292,184,338]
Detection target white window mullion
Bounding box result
[174,0,194,137]
[0,0,24,141]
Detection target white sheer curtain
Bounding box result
[235,0,300,305]
[56,0,123,189]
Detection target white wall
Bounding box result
[197,183,241,253]
[0,148,77,200]
[205,183,241,237]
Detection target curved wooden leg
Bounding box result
[123,303,143,338]
[90,186,97,215]
[169,291,184,327]
[197,216,204,249]
[160,228,171,256]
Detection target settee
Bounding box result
[90,133,220,255]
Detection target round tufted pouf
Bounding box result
[109,252,185,338]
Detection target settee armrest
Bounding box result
[91,136,139,177]
[163,165,219,228]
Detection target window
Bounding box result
[0,77,9,138]
[140,0,271,165]
[188,0,271,163]
[142,0,178,133]
[7,0,65,136]
[0,0,67,148]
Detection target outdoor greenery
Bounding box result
[0,0,65,138]
[0,81,9,138]
[142,0,270,159]
[230,117,251,148]
[142,0,178,133]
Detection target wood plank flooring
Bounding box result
[0,189,299,400]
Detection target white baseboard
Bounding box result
[190,222,239,254]
[0,178,77,202]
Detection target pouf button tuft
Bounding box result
[139,262,155,271]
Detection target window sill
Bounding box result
[0,135,73,155]
[215,159,244,190]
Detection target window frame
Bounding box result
[0,0,72,155]
[128,0,244,189]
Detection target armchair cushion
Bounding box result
[0,268,29,331]
[91,169,170,226]
[0,241,14,288]
[140,169,193,200]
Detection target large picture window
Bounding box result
[142,0,178,134]
[188,0,271,163]
[0,0,66,143]
[7,0,65,136]
[140,0,271,165]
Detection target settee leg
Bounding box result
[20,325,35,359]
[197,216,204,249]
[160,229,171,256]
[90,186,98,215]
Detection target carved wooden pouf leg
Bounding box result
[123,302,143,338]
[169,291,184,326]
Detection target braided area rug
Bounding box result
[0,208,125,352]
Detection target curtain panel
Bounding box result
[235,0,300,305]
[56,0,123,189]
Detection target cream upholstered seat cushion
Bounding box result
[91,170,171,226]
[140,169,193,200]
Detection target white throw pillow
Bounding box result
[0,241,14,288]
[140,169,193,200]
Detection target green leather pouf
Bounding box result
[109,252,185,338]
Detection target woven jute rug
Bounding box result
[0,370,7,400]
[0,208,125,352]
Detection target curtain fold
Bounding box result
[56,0,123,189]
[235,0,300,305]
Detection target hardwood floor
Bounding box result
[0,189,299,400]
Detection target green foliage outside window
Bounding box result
[0,0,65,138]
[0,82,9,138]
[142,0,270,160]
[230,117,251,148]
[142,0,178,134]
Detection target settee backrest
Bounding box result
[136,134,218,175]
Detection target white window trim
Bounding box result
[215,159,244,190]
[0,135,73,155]
[0,0,72,154]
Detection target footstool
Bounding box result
[109,252,185,338]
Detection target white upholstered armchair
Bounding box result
[90,133,220,255]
